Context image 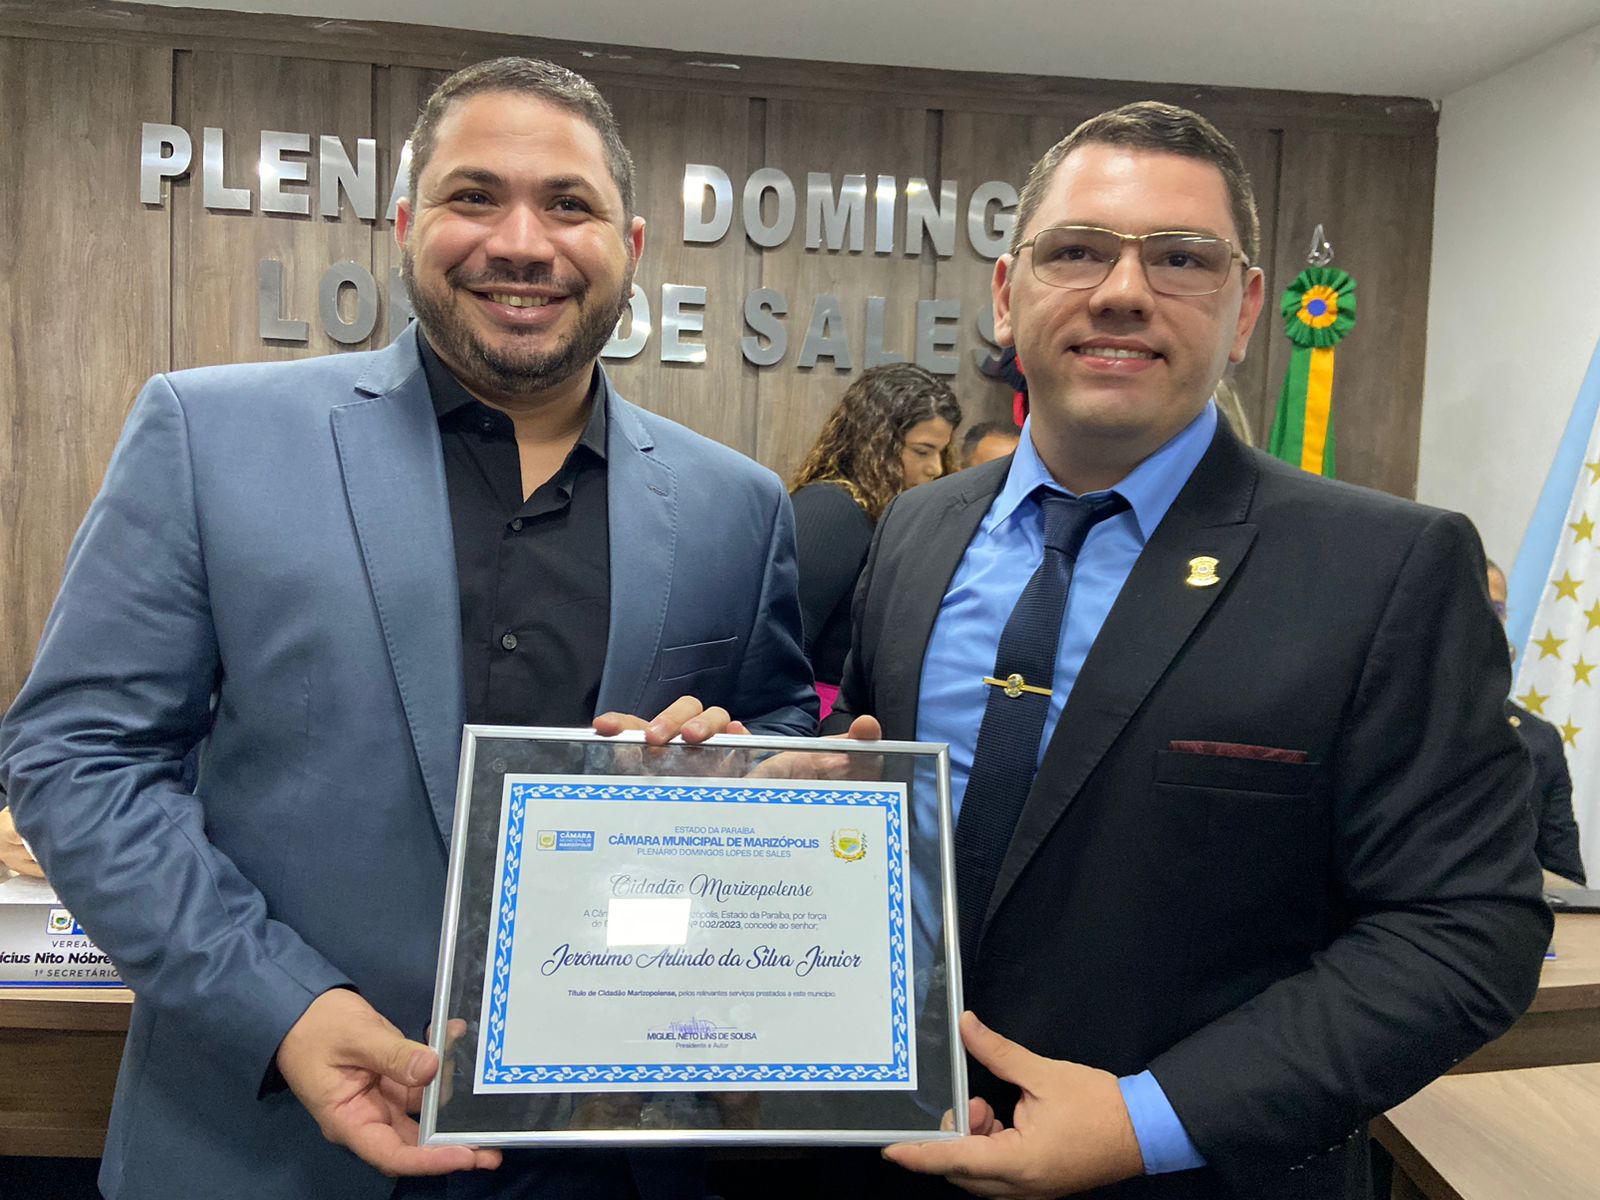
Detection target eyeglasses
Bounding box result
[1016,225,1250,297]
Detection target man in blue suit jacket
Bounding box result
[0,57,814,1200]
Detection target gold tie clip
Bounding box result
[983,672,1052,699]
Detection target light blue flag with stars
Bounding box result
[1510,331,1600,882]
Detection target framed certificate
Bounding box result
[421,727,965,1147]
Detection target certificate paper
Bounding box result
[474,775,914,1094]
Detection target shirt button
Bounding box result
[478,416,493,432]
[500,632,519,651]
[510,518,524,532]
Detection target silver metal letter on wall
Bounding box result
[386,141,413,223]
[973,304,1002,371]
[904,179,957,257]
[258,259,309,342]
[319,261,379,345]
[914,298,960,375]
[260,130,312,216]
[140,123,192,205]
[864,297,907,368]
[799,294,853,370]
[389,267,414,342]
[660,284,708,364]
[203,127,251,211]
[874,175,897,255]
[806,173,867,252]
[741,288,788,367]
[967,180,1018,260]
[682,165,733,243]
[320,135,378,220]
[602,287,651,360]
[743,168,796,249]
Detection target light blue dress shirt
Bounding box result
[915,403,1217,1175]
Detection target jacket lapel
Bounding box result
[878,463,1006,737]
[983,424,1262,932]
[595,379,678,719]
[331,326,464,842]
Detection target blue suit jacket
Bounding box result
[0,326,816,1200]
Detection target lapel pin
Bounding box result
[1509,714,1522,728]
[1185,556,1221,588]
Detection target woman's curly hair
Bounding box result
[789,364,962,523]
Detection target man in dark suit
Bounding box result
[1487,560,1587,883]
[830,103,1550,1198]
[1510,704,1589,884]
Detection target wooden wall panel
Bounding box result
[171,52,375,367]
[755,99,934,479]
[0,38,171,707]
[0,4,1443,708]
[370,64,448,355]
[0,0,1440,139]
[1215,124,1282,448]
[1270,129,1437,497]
[597,86,757,455]
[935,108,1080,435]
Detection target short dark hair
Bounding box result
[790,364,963,523]
[961,420,1020,463]
[407,57,636,221]
[1011,101,1260,267]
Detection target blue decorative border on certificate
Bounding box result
[482,782,910,1087]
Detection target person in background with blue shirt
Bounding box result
[824,101,1549,1199]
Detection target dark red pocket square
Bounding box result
[1168,740,1309,764]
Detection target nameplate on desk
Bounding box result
[0,874,123,987]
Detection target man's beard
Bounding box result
[401,250,632,398]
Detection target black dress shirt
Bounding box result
[419,334,610,727]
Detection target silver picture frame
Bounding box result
[420,726,966,1148]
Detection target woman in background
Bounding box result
[789,364,961,717]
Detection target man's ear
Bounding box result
[394,197,413,252]
[992,254,1018,350]
[1229,266,1266,364]
[626,215,645,272]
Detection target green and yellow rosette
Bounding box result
[1267,267,1356,477]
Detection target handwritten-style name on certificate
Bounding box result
[609,873,816,903]
[539,942,863,977]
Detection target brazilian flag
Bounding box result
[1268,267,1356,477]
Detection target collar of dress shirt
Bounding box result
[991,400,1219,544]
[416,328,608,460]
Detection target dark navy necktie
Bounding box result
[953,487,1130,966]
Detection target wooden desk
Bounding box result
[1454,902,1600,1073]
[0,988,131,1157]
[0,891,1591,1157]
[1375,1063,1600,1200]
